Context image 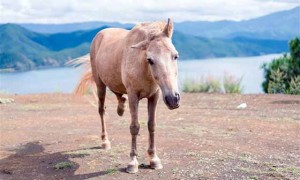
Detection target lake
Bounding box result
[0,54,282,94]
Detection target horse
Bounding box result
[74,18,180,173]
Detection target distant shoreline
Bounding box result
[0,53,285,74]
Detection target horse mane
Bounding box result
[127,21,167,43]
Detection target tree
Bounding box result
[262,37,300,94]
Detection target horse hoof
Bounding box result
[126,158,138,174]
[117,107,125,116]
[101,141,111,150]
[126,164,138,174]
[150,159,163,170]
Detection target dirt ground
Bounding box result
[0,93,299,180]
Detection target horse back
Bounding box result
[90,28,129,94]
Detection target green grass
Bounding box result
[249,176,259,180]
[53,161,74,170]
[268,164,300,175]
[105,168,118,174]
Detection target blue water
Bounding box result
[0,68,83,94]
[0,54,282,94]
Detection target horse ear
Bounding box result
[131,40,149,50]
[163,18,173,38]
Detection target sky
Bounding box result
[0,0,299,24]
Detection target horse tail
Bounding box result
[74,69,94,96]
[66,54,95,96]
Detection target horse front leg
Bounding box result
[126,93,140,173]
[147,91,163,169]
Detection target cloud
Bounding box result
[0,0,298,23]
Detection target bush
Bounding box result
[223,74,243,94]
[182,76,222,93]
[182,74,243,94]
[288,76,300,94]
[262,37,300,94]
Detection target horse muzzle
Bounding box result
[164,92,180,110]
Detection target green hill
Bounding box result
[173,32,288,59]
[0,24,288,71]
[0,24,106,71]
[175,6,299,40]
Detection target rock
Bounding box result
[237,103,247,109]
[0,98,14,104]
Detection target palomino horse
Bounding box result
[75,18,180,173]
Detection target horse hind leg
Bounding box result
[96,80,111,150]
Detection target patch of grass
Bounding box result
[268,164,300,175]
[105,168,118,174]
[284,166,300,174]
[54,161,74,170]
[238,154,259,164]
[249,176,259,180]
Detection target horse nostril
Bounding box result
[164,96,171,105]
[175,93,180,103]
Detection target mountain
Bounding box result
[13,6,299,40]
[0,24,288,71]
[172,32,288,59]
[18,21,133,34]
[0,24,106,71]
[175,6,299,40]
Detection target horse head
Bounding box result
[131,18,180,109]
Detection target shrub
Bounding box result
[223,74,243,94]
[288,76,300,94]
[206,76,222,93]
[182,79,206,93]
[182,76,222,93]
[182,74,242,94]
[262,37,300,94]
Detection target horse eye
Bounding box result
[147,58,154,65]
[174,55,179,60]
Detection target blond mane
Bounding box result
[128,21,167,43]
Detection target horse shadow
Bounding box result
[0,142,131,180]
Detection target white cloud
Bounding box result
[0,0,298,23]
